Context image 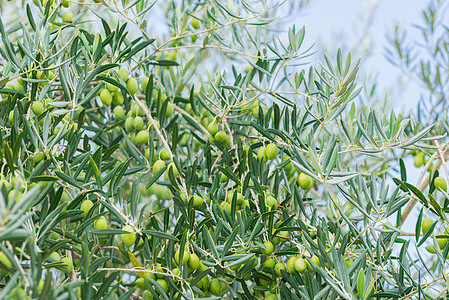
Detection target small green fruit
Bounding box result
[265,195,278,210]
[207,122,219,135]
[107,82,119,92]
[274,262,285,276]
[193,195,204,207]
[61,0,70,7]
[434,176,447,191]
[117,69,129,82]
[188,253,200,270]
[100,88,112,105]
[298,173,313,190]
[265,143,278,160]
[134,116,144,130]
[286,256,297,273]
[421,218,433,234]
[127,78,138,95]
[175,248,190,266]
[80,200,94,217]
[112,91,124,105]
[121,225,136,247]
[135,278,147,290]
[113,106,125,120]
[62,11,74,23]
[414,152,425,167]
[32,101,44,116]
[94,216,108,230]
[165,101,174,117]
[257,146,267,162]
[191,19,200,29]
[0,251,12,273]
[156,279,168,293]
[125,116,135,132]
[261,241,273,256]
[60,257,73,273]
[152,160,166,174]
[294,257,307,273]
[159,148,170,160]
[136,130,149,145]
[141,77,150,92]
[209,278,221,296]
[263,258,275,269]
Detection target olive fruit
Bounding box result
[127,78,138,95]
[436,232,448,249]
[33,152,46,164]
[414,152,425,167]
[159,148,170,160]
[94,216,108,230]
[274,262,285,276]
[100,88,112,105]
[298,173,313,190]
[121,225,136,246]
[32,101,44,116]
[193,195,204,207]
[261,241,273,256]
[62,11,74,23]
[167,162,179,177]
[60,257,73,273]
[125,117,135,132]
[308,255,321,271]
[209,278,221,296]
[265,294,277,300]
[286,256,297,273]
[80,200,94,217]
[265,195,278,210]
[265,143,279,160]
[61,0,70,7]
[48,252,61,262]
[263,258,275,269]
[207,122,219,135]
[134,116,144,130]
[152,160,166,174]
[188,253,200,270]
[191,19,200,29]
[135,278,147,290]
[434,176,447,192]
[112,91,124,105]
[421,218,433,234]
[117,69,129,82]
[174,248,190,266]
[107,82,119,92]
[0,251,12,273]
[113,106,125,120]
[257,146,267,162]
[141,77,150,91]
[294,257,307,273]
[165,101,174,117]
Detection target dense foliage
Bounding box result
[0,0,449,299]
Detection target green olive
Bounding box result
[80,200,94,217]
[261,241,273,256]
[434,176,447,191]
[265,143,279,160]
[121,225,136,246]
[62,11,74,23]
[127,78,138,95]
[298,173,313,190]
[100,89,112,105]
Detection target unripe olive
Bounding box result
[100,88,112,105]
[127,78,138,95]
[174,248,190,266]
[112,91,124,105]
[193,195,204,207]
[113,106,125,120]
[117,69,129,82]
[265,195,278,210]
[265,294,277,300]
[308,255,321,271]
[261,241,273,256]
[107,82,119,92]
[159,148,170,160]
[33,152,46,164]
[191,19,200,29]
[135,278,147,290]
[134,116,144,130]
[294,257,307,273]
[298,173,313,190]
[167,162,179,177]
[61,0,70,7]
[125,116,135,132]
[32,101,44,116]
[421,218,433,234]
[257,147,267,162]
[62,11,74,23]
[121,225,136,246]
[265,143,279,160]
[60,257,73,273]
[414,152,425,167]
[274,262,285,276]
[165,51,177,61]
[436,232,448,249]
[94,216,108,230]
[214,131,228,143]
[434,176,447,192]
[209,278,221,296]
[207,122,219,135]
[165,101,174,118]
[0,251,12,273]
[156,279,168,293]
[286,256,297,273]
[136,130,149,145]
[263,258,275,269]
[152,160,166,174]
[141,77,150,92]
[188,253,200,270]
[80,200,94,217]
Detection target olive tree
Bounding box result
[0,0,447,299]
